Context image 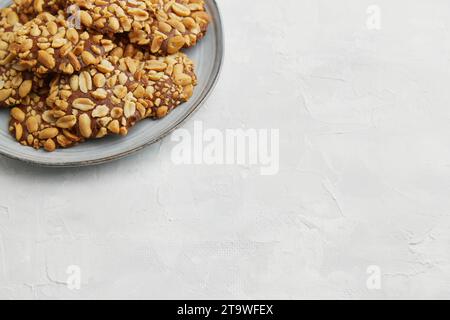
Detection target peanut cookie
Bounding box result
[69,0,210,55]
[0,5,48,107]
[9,53,196,151]
[0,5,26,61]
[9,12,116,74]
[13,0,67,17]
[0,63,49,107]
[1,3,31,30]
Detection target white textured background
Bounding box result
[1,0,450,299]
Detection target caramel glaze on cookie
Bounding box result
[69,0,210,55]
[9,12,116,74]
[9,52,196,151]
[14,0,68,17]
[1,0,207,152]
[0,5,48,107]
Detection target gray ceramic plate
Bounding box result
[0,0,223,167]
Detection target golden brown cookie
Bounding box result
[13,0,67,17]
[0,4,48,107]
[69,0,210,55]
[9,52,196,151]
[1,3,32,29]
[0,63,49,107]
[10,12,116,74]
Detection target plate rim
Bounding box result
[0,0,224,167]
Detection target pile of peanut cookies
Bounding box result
[0,0,210,152]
